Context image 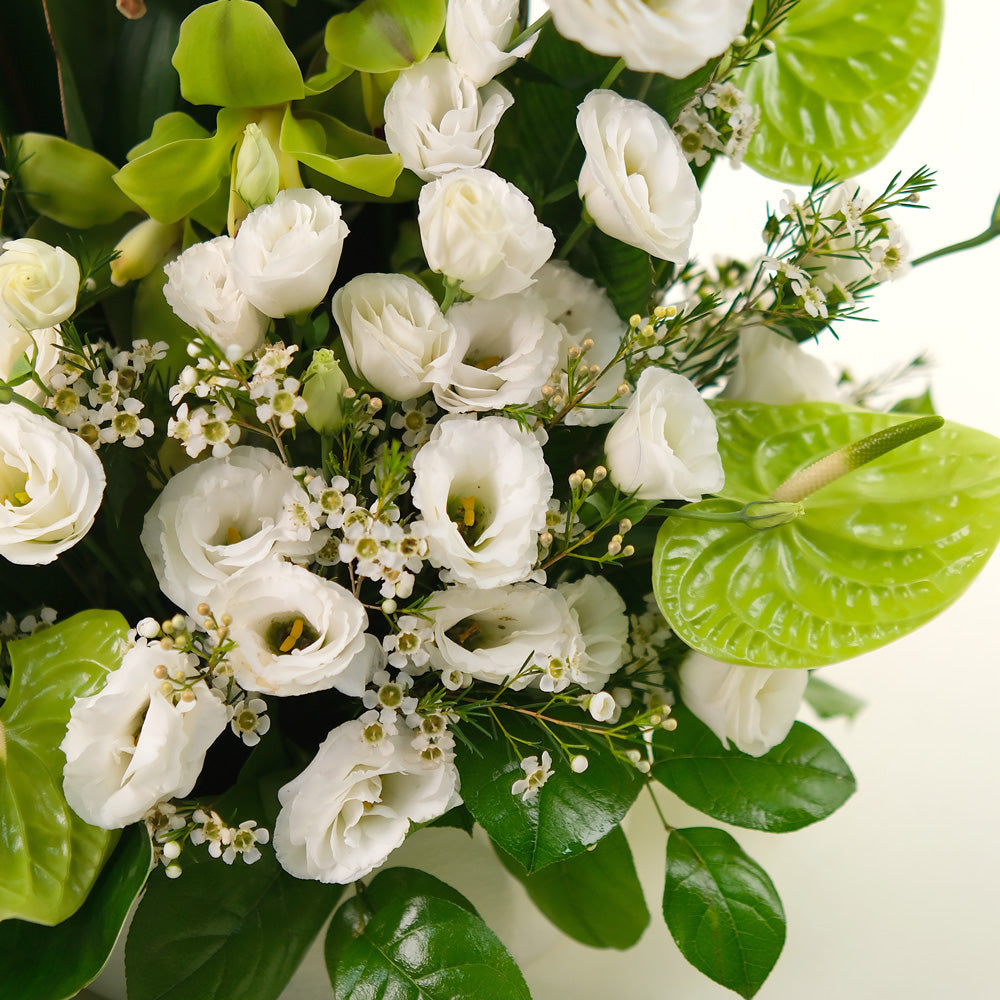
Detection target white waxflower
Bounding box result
[411,415,552,588]
[418,168,554,299]
[384,54,513,181]
[0,238,80,331]
[0,406,105,565]
[604,367,724,502]
[511,751,553,802]
[0,319,62,404]
[679,652,808,757]
[208,559,373,697]
[333,273,458,401]
[547,0,753,79]
[230,188,349,318]
[721,324,843,405]
[587,690,617,722]
[273,719,460,884]
[426,582,582,690]
[557,575,629,691]
[61,640,228,828]
[163,236,268,358]
[445,0,537,86]
[140,446,319,616]
[428,292,562,412]
[577,90,701,263]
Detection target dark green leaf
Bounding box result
[495,825,649,949]
[0,824,151,1000]
[426,803,475,835]
[803,675,865,721]
[651,707,856,833]
[456,710,642,872]
[664,827,785,998]
[890,388,936,415]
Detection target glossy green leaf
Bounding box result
[325,868,530,1000]
[0,610,127,925]
[495,825,649,949]
[741,0,943,181]
[664,827,785,998]
[0,824,151,1000]
[125,744,342,1000]
[324,0,446,73]
[172,0,304,107]
[11,133,136,228]
[653,401,1000,668]
[456,710,642,872]
[804,674,865,721]
[280,110,403,198]
[651,708,855,832]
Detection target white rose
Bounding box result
[577,90,700,263]
[1,320,62,404]
[0,406,105,565]
[548,0,752,78]
[426,582,582,690]
[384,54,513,181]
[62,640,228,828]
[558,575,629,691]
[445,0,537,86]
[332,273,457,401]
[428,293,562,412]
[411,415,552,588]
[721,324,843,405]
[140,446,319,615]
[208,559,372,697]
[679,652,808,757]
[230,188,349,318]
[418,168,554,299]
[0,238,80,331]
[604,367,724,501]
[533,261,627,426]
[274,719,460,883]
[163,236,268,358]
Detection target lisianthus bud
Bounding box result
[302,349,349,434]
[234,123,280,211]
[110,218,183,287]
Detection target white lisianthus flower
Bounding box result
[230,188,349,318]
[332,273,457,401]
[558,575,629,691]
[140,446,319,615]
[0,238,80,331]
[679,652,808,757]
[61,640,228,828]
[207,559,372,697]
[577,90,700,263]
[412,415,552,588]
[1,319,62,403]
[721,324,843,405]
[548,0,753,79]
[533,261,627,426]
[428,293,562,412]
[604,367,724,501]
[418,168,555,299]
[274,719,460,883]
[384,54,513,181]
[0,406,105,565]
[446,0,537,86]
[163,236,268,358]
[426,582,582,690]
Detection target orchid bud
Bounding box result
[110,218,182,287]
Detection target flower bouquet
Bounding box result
[2,0,998,998]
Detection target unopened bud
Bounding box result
[110,218,182,287]
[302,349,349,435]
[234,122,280,211]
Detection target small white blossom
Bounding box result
[511,751,553,802]
[222,820,269,865]
[230,696,271,746]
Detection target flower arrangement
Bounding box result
[1,1,998,999]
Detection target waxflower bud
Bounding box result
[234,123,280,211]
[302,349,349,434]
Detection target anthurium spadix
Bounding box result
[652,401,1000,668]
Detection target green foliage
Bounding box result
[323,0,447,73]
[495,825,649,949]
[651,708,856,832]
[0,611,127,925]
[653,401,1000,667]
[663,827,785,998]
[0,825,151,1000]
[741,0,944,181]
[804,675,865,721]
[325,868,531,1000]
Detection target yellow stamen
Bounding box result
[473,355,502,371]
[279,617,305,653]
[461,496,476,527]
[226,525,242,545]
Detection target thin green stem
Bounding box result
[598,58,627,91]
[645,783,674,833]
[912,227,1000,267]
[559,217,592,257]
[508,9,551,50]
